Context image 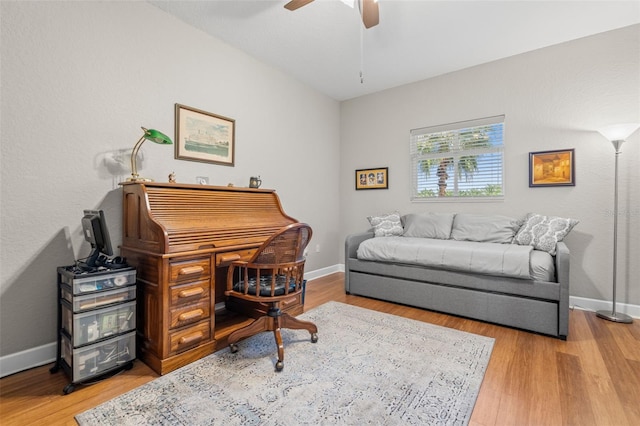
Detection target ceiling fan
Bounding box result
[284,0,379,29]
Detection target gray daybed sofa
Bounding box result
[344,212,577,339]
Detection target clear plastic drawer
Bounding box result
[60,269,136,295]
[62,331,136,381]
[62,301,136,346]
[64,286,136,312]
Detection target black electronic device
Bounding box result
[78,209,114,271]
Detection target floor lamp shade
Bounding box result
[128,127,173,182]
[595,123,639,324]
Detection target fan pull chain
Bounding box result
[360,18,364,83]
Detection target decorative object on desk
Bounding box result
[595,123,639,324]
[355,167,388,190]
[76,301,494,426]
[529,149,575,187]
[175,103,235,166]
[127,127,173,182]
[196,176,209,185]
[249,176,261,188]
[168,172,176,183]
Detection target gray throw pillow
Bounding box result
[402,212,454,239]
[514,213,579,255]
[451,213,522,244]
[367,211,404,237]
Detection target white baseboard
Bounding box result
[304,264,343,281]
[569,295,640,319]
[4,267,635,379]
[0,342,56,378]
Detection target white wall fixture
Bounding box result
[596,123,640,324]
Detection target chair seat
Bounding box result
[233,274,296,297]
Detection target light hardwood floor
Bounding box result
[1,272,639,425]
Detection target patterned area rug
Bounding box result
[76,301,494,425]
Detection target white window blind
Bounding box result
[410,115,505,201]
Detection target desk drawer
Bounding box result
[170,300,211,329]
[169,321,211,354]
[170,280,210,307]
[215,249,257,267]
[169,257,211,283]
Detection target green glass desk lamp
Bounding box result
[128,127,173,182]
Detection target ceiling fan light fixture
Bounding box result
[360,0,379,29]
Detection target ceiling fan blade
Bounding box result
[284,0,314,11]
[361,0,379,28]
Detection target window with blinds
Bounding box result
[410,115,505,201]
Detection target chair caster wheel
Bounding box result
[230,343,238,353]
[275,361,284,372]
[311,333,318,343]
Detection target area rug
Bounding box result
[76,301,494,425]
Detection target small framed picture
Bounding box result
[356,167,388,190]
[175,103,235,166]
[529,149,575,187]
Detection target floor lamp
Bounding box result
[595,123,640,324]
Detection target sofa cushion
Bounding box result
[451,213,522,244]
[514,213,578,255]
[367,211,404,237]
[402,212,454,239]
[357,236,534,279]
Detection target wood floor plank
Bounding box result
[1,272,639,426]
[556,351,597,425]
[585,313,640,424]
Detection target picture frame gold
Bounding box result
[529,149,575,187]
[175,103,235,166]
[355,167,388,190]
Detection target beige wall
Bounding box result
[1,1,638,376]
[0,2,340,368]
[340,24,640,307]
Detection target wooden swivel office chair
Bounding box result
[225,223,317,371]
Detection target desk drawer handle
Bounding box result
[178,331,203,346]
[178,287,204,298]
[178,309,204,322]
[178,266,204,276]
[218,254,241,263]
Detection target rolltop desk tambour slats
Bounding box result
[119,182,299,375]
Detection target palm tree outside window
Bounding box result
[410,115,505,200]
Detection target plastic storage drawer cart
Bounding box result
[50,266,137,394]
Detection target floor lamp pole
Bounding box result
[596,140,633,323]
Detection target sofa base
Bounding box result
[349,271,565,339]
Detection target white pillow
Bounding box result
[403,212,454,239]
[367,212,403,237]
[514,213,578,255]
[451,213,522,244]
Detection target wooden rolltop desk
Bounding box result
[120,182,300,375]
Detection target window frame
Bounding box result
[410,115,505,202]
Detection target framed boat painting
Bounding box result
[175,103,235,166]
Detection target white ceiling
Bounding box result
[150,1,640,101]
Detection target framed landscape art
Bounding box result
[529,149,575,187]
[175,103,235,166]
